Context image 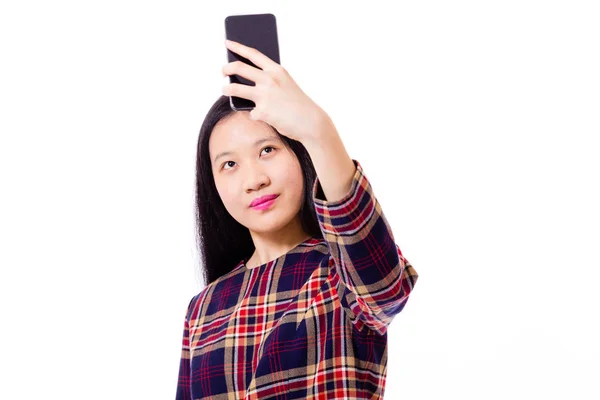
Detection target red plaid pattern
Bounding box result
[176,159,419,399]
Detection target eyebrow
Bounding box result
[213,136,279,164]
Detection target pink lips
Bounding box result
[250,194,279,208]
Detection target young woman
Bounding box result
[176,39,419,399]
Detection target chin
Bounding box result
[247,211,296,233]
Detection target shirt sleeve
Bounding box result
[312,159,419,336]
[175,296,196,400]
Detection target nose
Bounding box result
[244,166,270,193]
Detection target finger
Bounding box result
[225,39,278,71]
[222,82,256,101]
[249,109,261,121]
[222,61,265,85]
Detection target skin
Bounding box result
[220,39,356,206]
[214,39,357,269]
[209,111,312,269]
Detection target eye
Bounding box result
[221,146,276,171]
[222,160,236,170]
[262,146,275,155]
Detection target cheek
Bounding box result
[280,162,305,200]
[215,181,239,213]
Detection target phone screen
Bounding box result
[224,13,280,111]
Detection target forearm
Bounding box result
[302,114,357,203]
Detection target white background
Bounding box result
[1,1,598,399]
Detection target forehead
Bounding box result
[209,112,280,162]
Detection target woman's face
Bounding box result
[209,111,305,235]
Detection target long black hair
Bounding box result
[194,95,324,286]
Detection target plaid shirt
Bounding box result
[176,159,419,399]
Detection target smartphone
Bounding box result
[224,13,280,111]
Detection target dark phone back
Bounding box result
[224,13,280,110]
